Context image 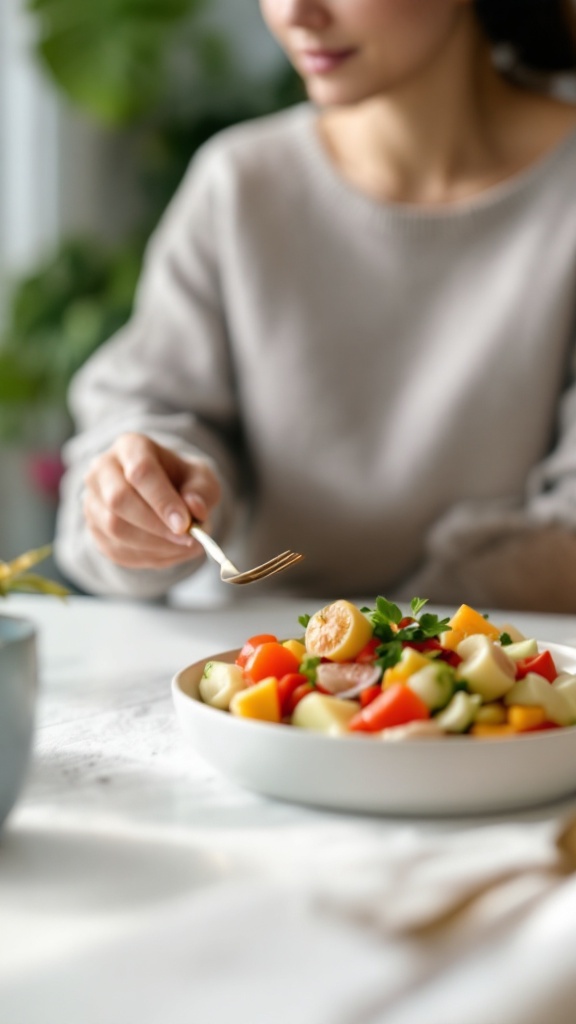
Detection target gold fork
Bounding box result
[189,523,304,585]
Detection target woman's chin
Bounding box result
[304,79,374,108]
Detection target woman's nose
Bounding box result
[279,0,332,31]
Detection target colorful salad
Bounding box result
[198,597,576,739]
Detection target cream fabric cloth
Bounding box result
[3,811,576,1024]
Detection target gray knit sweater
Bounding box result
[55,103,576,611]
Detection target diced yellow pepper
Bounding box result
[448,604,500,640]
[282,639,307,661]
[382,667,405,689]
[382,648,430,688]
[399,647,431,676]
[470,722,516,738]
[507,705,547,732]
[229,676,281,723]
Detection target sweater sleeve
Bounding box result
[397,343,576,613]
[54,145,243,599]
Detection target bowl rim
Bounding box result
[0,612,37,644]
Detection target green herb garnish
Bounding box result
[299,654,321,685]
[361,596,451,671]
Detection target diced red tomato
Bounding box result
[236,634,278,669]
[360,685,382,708]
[398,616,416,629]
[436,648,463,668]
[403,638,442,653]
[278,673,309,717]
[523,720,560,732]
[515,650,558,684]
[244,642,301,683]
[355,638,381,663]
[348,683,430,733]
[285,681,314,715]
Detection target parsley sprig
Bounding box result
[299,654,321,685]
[361,596,452,671]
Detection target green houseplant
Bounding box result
[0,546,69,598]
[0,0,301,567]
[0,0,302,443]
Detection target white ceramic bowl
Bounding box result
[172,641,576,815]
[0,614,37,828]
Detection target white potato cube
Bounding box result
[505,673,574,726]
[292,693,360,736]
[199,661,247,710]
[456,635,516,702]
[552,674,576,720]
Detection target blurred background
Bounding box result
[0,0,302,582]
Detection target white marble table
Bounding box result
[2,592,576,1024]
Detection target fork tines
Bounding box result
[228,551,304,584]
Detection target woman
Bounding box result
[55,0,576,610]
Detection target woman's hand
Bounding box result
[82,433,221,569]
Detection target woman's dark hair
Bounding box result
[475,0,576,72]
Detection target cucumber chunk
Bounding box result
[435,691,482,733]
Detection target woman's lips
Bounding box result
[298,48,356,75]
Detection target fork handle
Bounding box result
[189,523,242,576]
[189,524,225,567]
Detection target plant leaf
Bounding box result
[28,0,206,125]
[0,545,54,580]
[0,545,70,599]
[5,574,70,598]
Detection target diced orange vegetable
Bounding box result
[244,642,300,683]
[229,676,281,722]
[439,628,466,652]
[360,685,382,708]
[348,683,430,733]
[470,722,516,738]
[235,634,278,669]
[448,604,500,640]
[507,705,547,732]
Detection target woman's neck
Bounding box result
[318,14,575,207]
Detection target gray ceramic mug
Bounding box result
[0,615,37,828]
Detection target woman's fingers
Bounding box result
[84,487,203,568]
[111,434,194,535]
[156,445,222,526]
[88,520,198,569]
[85,452,189,543]
[82,433,222,569]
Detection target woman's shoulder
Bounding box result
[193,103,314,176]
[508,90,576,167]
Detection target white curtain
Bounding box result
[0,0,60,322]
